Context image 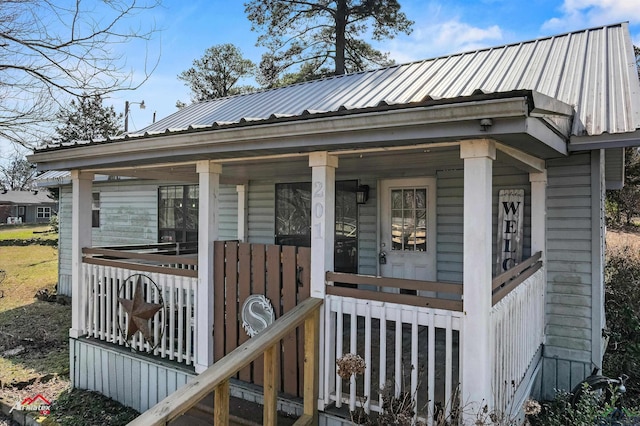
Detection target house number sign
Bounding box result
[313,181,324,239]
[495,189,524,275]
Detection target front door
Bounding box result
[379,178,436,289]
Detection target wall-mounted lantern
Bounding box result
[356,185,369,205]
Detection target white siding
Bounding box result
[92,184,158,247]
[247,180,275,244]
[436,165,532,283]
[58,181,239,296]
[58,187,72,296]
[219,185,239,240]
[357,179,377,276]
[541,152,596,399]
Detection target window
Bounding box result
[275,180,358,273]
[390,188,427,252]
[92,193,100,228]
[158,185,198,243]
[37,207,51,219]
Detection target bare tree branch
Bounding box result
[0,0,162,149]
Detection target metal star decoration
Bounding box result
[118,276,162,342]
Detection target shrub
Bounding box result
[49,215,59,233]
[603,248,640,406]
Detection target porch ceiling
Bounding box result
[82,141,542,183]
[30,93,570,173]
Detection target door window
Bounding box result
[390,188,427,252]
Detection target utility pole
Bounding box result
[124,100,145,133]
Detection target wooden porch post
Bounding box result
[309,152,337,298]
[460,139,495,415]
[530,171,547,260]
[69,170,93,339]
[195,160,221,374]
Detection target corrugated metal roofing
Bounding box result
[36,170,72,182]
[36,22,640,154]
[132,22,639,140]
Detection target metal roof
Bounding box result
[37,22,640,153]
[137,23,639,137]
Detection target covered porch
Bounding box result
[64,136,551,424]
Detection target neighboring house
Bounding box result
[0,190,57,224]
[29,23,640,425]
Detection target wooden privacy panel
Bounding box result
[213,241,311,397]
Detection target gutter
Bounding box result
[569,130,640,151]
[29,93,569,171]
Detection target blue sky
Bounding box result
[117,0,640,132]
[3,0,639,160]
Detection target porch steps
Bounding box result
[168,394,297,426]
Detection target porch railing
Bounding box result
[82,243,198,277]
[129,297,323,426]
[490,252,545,412]
[324,273,463,423]
[81,245,198,365]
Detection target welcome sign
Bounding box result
[495,189,524,275]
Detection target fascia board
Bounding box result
[527,117,568,155]
[30,97,534,171]
[569,130,640,151]
[529,91,574,117]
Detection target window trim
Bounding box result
[158,185,199,243]
[92,192,100,228]
[37,206,51,219]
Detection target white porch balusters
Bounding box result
[195,161,221,374]
[309,152,337,298]
[70,170,94,339]
[460,139,495,415]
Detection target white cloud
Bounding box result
[542,0,640,32]
[377,4,504,63]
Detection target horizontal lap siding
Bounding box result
[218,185,239,240]
[436,164,531,283]
[437,170,463,283]
[92,186,158,247]
[542,152,594,398]
[358,179,377,276]
[59,181,238,296]
[247,181,275,244]
[58,188,72,295]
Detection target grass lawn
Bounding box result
[0,224,57,241]
[0,227,138,425]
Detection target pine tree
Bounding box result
[53,94,123,143]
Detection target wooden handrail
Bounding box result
[326,271,462,294]
[128,297,323,426]
[82,257,198,278]
[492,251,543,305]
[83,247,199,265]
[325,271,463,311]
[492,251,541,291]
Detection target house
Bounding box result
[29,22,640,425]
[0,190,57,225]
